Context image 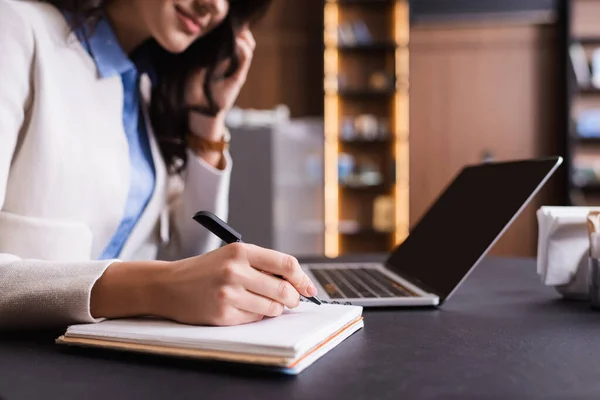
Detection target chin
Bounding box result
[157,32,196,54]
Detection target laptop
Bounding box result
[302,157,563,307]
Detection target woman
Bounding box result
[0,0,318,330]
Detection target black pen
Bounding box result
[193,210,322,305]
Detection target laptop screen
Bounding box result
[386,157,561,302]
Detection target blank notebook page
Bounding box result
[65,303,363,358]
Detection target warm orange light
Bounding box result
[324,2,340,257]
[394,0,410,245]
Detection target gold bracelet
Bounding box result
[186,128,231,152]
[186,131,230,153]
[186,129,230,170]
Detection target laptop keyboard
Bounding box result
[309,266,417,299]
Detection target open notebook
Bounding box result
[56,302,364,374]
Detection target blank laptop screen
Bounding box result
[386,157,561,302]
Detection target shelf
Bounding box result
[572,36,600,45]
[330,0,394,5]
[337,42,398,51]
[337,88,396,98]
[577,86,600,95]
[324,0,409,256]
[339,228,393,236]
[576,137,600,145]
[339,183,390,192]
[340,136,391,144]
[573,183,600,193]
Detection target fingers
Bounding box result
[241,267,301,309]
[233,31,254,81]
[215,307,264,326]
[240,244,318,298]
[213,57,232,80]
[235,39,252,77]
[233,289,286,318]
[184,67,207,105]
[210,29,254,81]
[238,28,256,51]
[209,29,254,83]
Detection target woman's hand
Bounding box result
[156,243,317,325]
[90,243,319,326]
[185,27,256,141]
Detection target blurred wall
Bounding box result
[409,20,563,257]
[236,0,324,117]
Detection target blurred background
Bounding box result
[225,0,592,260]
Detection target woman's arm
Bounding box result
[0,1,117,330]
[91,244,319,327]
[0,258,117,330]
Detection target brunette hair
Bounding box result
[44,0,271,173]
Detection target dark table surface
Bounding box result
[2,256,600,400]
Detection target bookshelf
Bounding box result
[566,0,600,206]
[324,0,410,256]
[337,41,399,51]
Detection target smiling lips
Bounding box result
[175,5,202,35]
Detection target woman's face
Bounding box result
[135,0,230,53]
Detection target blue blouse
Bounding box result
[74,18,156,259]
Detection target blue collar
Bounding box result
[74,16,136,79]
